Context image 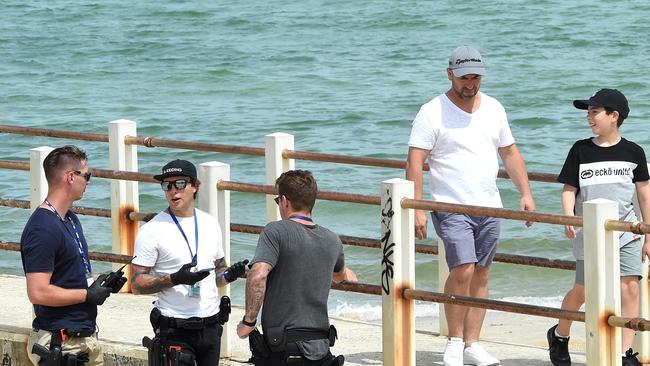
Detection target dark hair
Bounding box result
[192,179,201,199]
[42,145,88,184]
[275,170,317,213]
[603,107,625,127]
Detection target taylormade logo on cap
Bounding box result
[448,45,486,77]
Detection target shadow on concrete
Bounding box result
[341,351,588,366]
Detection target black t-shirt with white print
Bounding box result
[558,137,649,256]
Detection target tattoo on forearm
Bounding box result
[214,258,227,270]
[244,267,268,320]
[214,258,229,287]
[131,267,172,294]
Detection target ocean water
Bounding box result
[2,1,650,322]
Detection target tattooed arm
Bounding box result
[214,257,230,288]
[130,263,174,295]
[236,262,272,338]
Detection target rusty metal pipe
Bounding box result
[403,198,584,227]
[331,281,382,295]
[0,125,560,183]
[217,180,381,205]
[606,219,650,235]
[0,160,29,171]
[0,125,108,142]
[608,315,650,332]
[404,289,585,322]
[0,241,132,264]
[124,135,265,156]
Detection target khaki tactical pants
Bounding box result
[27,329,103,366]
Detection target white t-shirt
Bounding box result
[133,208,224,318]
[408,92,514,208]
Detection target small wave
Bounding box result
[330,300,441,322]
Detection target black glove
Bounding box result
[101,271,128,293]
[86,274,112,305]
[170,262,211,286]
[108,276,127,293]
[223,259,249,282]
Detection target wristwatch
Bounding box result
[241,316,256,327]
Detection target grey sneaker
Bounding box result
[622,348,642,366]
[547,324,571,366]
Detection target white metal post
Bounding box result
[264,133,294,222]
[198,161,232,357]
[29,147,53,211]
[108,120,140,287]
[437,238,449,336]
[583,199,621,366]
[632,163,649,364]
[380,179,415,366]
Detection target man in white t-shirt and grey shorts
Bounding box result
[406,45,536,366]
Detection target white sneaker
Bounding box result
[442,337,464,366]
[463,342,500,366]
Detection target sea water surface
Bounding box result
[2,1,650,322]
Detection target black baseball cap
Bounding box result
[153,159,197,181]
[573,88,629,119]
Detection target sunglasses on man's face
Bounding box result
[70,170,91,182]
[161,179,189,191]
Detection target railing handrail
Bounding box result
[1,124,560,183]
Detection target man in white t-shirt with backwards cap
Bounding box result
[131,159,249,366]
[406,45,536,366]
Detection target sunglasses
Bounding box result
[70,170,92,182]
[161,179,189,191]
[274,195,282,205]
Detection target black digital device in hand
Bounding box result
[102,256,135,293]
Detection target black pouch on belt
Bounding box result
[265,326,286,353]
[248,329,271,359]
[328,325,338,347]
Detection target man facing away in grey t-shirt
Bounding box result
[236,170,358,366]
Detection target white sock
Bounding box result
[554,329,569,339]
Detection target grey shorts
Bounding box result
[430,211,500,269]
[575,238,643,285]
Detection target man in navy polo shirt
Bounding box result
[21,145,116,366]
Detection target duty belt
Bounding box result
[33,328,95,339]
[159,314,220,330]
[285,329,330,343]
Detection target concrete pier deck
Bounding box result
[0,274,587,365]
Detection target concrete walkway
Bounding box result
[1,274,587,365]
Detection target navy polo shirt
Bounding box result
[20,208,96,330]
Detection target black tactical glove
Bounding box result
[86,274,112,305]
[223,259,249,282]
[170,262,211,286]
[107,276,127,293]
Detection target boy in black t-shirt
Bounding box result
[546,89,650,366]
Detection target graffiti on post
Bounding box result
[1,352,11,366]
[381,189,395,295]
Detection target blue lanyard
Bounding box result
[289,215,314,222]
[167,208,199,261]
[44,200,92,274]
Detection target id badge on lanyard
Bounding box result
[167,208,201,298]
[189,270,201,298]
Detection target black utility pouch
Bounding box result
[150,307,162,329]
[249,329,271,359]
[328,325,338,347]
[265,326,286,352]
